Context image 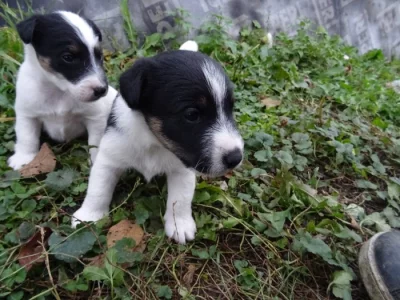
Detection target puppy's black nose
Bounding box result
[223,148,243,169]
[93,86,107,99]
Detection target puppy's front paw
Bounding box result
[71,207,108,228]
[8,152,37,170]
[164,213,197,244]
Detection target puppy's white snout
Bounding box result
[223,148,242,169]
[92,85,108,100]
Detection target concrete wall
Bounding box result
[3,0,400,58]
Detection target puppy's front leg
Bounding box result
[8,116,41,170]
[72,153,123,227]
[164,169,197,244]
[85,120,106,165]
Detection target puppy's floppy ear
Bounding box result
[16,15,39,44]
[119,58,150,110]
[85,18,102,42]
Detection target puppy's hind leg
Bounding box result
[72,152,123,227]
[164,168,197,244]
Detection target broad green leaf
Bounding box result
[355,180,378,190]
[17,222,35,242]
[390,177,400,185]
[291,132,309,144]
[275,150,293,166]
[0,170,20,188]
[21,200,36,213]
[258,209,290,232]
[194,190,211,202]
[113,238,143,263]
[83,266,108,282]
[250,168,267,178]
[254,149,272,162]
[382,207,400,228]
[345,204,365,220]
[157,285,172,299]
[223,217,239,228]
[49,231,97,263]
[133,203,150,225]
[234,260,248,271]
[388,182,400,200]
[45,169,75,191]
[335,226,362,243]
[7,291,24,300]
[293,231,337,266]
[294,155,308,171]
[191,248,209,259]
[329,270,353,300]
[255,132,274,146]
[361,212,391,232]
[105,248,124,286]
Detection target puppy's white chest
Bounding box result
[41,113,85,142]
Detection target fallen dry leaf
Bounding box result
[349,215,361,231]
[223,170,234,179]
[107,220,145,251]
[280,117,289,127]
[183,264,197,288]
[260,97,282,109]
[18,227,52,271]
[20,143,56,178]
[85,254,105,267]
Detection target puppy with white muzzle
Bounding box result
[8,11,117,170]
[72,41,244,244]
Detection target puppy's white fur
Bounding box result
[179,40,199,52]
[72,41,243,244]
[72,97,197,243]
[8,12,117,170]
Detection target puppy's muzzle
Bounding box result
[223,148,243,169]
[91,85,108,101]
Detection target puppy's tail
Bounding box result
[179,40,198,52]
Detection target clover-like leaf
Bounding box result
[49,230,96,263]
[275,150,293,166]
[45,169,75,191]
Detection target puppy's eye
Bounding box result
[184,108,201,123]
[62,53,74,63]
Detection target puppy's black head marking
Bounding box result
[119,58,151,110]
[17,12,104,85]
[16,15,38,44]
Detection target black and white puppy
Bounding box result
[8,11,117,170]
[72,41,244,244]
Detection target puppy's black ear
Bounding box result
[119,58,150,110]
[16,15,39,44]
[85,18,102,42]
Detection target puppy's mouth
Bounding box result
[191,164,234,178]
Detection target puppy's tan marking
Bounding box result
[148,117,185,157]
[37,56,53,73]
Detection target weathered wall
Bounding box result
[3,0,400,58]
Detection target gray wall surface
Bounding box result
[3,0,400,58]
